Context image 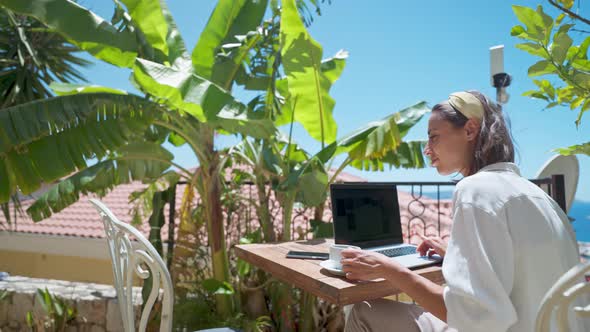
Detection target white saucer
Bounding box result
[319,260,346,276]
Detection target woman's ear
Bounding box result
[464,119,480,142]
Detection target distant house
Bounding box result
[0,169,453,284]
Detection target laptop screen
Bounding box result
[330,183,403,248]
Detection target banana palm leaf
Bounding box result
[133,58,275,138]
[349,140,427,171]
[277,156,328,206]
[280,0,342,144]
[276,103,429,205]
[157,0,189,66]
[316,101,430,163]
[341,103,424,160]
[191,0,267,84]
[233,18,280,94]
[228,138,264,170]
[554,142,590,156]
[120,0,170,59]
[279,141,310,164]
[321,50,348,85]
[274,50,348,127]
[50,82,128,96]
[213,30,264,90]
[0,193,22,229]
[129,170,180,225]
[228,137,305,178]
[0,93,158,202]
[27,141,176,221]
[0,0,138,67]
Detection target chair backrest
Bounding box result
[535,154,579,213]
[535,260,590,332]
[90,199,173,332]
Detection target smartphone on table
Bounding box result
[285,250,329,260]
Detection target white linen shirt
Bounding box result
[442,162,581,332]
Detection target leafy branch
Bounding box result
[512,3,590,156]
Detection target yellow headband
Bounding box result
[448,91,484,122]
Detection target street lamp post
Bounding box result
[490,45,512,104]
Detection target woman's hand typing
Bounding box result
[417,234,447,258]
[340,249,410,281]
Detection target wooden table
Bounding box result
[235,238,445,306]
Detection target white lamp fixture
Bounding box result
[490,45,511,104]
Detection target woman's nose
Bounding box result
[424,142,432,156]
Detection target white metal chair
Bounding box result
[90,199,173,332]
[90,199,239,332]
[535,260,590,332]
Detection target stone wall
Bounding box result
[0,275,143,332]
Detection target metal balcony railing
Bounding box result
[169,175,566,247]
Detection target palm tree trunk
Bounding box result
[281,192,295,242]
[255,176,275,242]
[273,191,296,331]
[205,168,234,316]
[170,185,199,300]
[201,130,234,317]
[314,203,325,223]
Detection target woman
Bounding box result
[342,91,581,332]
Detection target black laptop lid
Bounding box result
[330,183,403,248]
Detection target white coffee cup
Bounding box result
[329,244,361,269]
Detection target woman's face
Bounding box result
[424,112,478,176]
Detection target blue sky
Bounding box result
[79,0,589,201]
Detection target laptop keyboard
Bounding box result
[377,246,417,257]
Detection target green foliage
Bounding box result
[236,230,263,277]
[0,93,157,202]
[0,5,92,225]
[129,171,180,225]
[558,0,575,9]
[512,2,590,156]
[279,156,329,206]
[202,278,235,295]
[310,219,333,238]
[239,229,263,245]
[173,295,272,332]
[554,141,590,155]
[50,82,128,96]
[343,102,428,160]
[133,58,275,138]
[192,0,268,85]
[173,295,216,330]
[0,8,91,108]
[315,101,429,167]
[349,140,428,172]
[120,0,170,58]
[280,0,340,145]
[1,0,430,328]
[27,142,175,221]
[0,0,138,67]
[0,0,276,215]
[26,288,76,332]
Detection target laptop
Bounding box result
[330,182,442,269]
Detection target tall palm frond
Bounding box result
[0,8,90,108]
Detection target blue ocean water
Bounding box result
[570,200,590,242]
